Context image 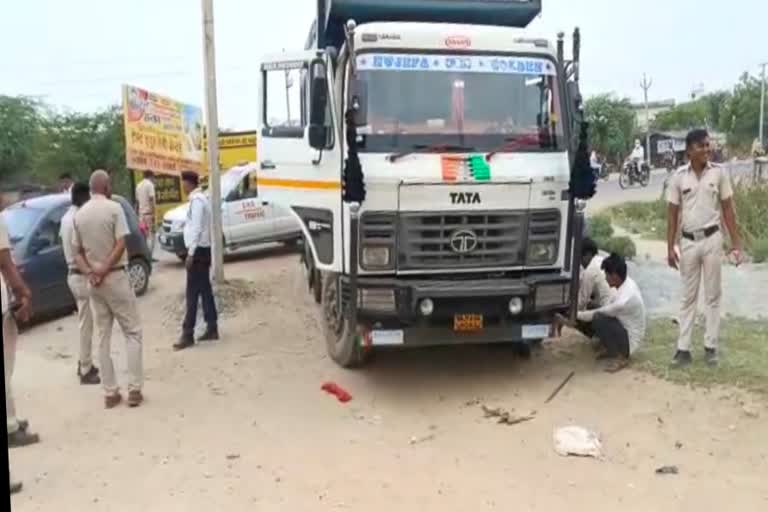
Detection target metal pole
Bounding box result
[202,0,224,283]
[760,62,767,146]
[640,73,653,166]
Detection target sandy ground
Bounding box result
[8,241,768,511]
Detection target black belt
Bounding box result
[682,225,719,241]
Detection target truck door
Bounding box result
[257,52,343,272]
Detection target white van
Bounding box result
[158,163,301,259]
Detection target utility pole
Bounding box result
[760,62,767,147]
[640,73,653,166]
[202,0,224,283]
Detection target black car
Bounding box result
[1,193,153,319]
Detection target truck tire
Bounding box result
[321,273,370,368]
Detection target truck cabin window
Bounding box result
[263,65,306,137]
[354,53,563,153]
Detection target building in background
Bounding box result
[631,99,676,132]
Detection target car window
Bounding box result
[1,206,44,244]
[114,196,139,233]
[31,205,68,251]
[242,172,259,199]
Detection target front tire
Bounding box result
[128,258,150,296]
[618,169,630,189]
[321,273,370,368]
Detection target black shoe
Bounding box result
[17,419,28,432]
[670,350,693,369]
[8,429,40,449]
[10,480,22,494]
[79,366,101,385]
[705,348,719,368]
[173,334,195,351]
[197,328,219,342]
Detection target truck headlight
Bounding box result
[527,241,557,265]
[362,246,391,267]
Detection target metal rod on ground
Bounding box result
[545,371,575,404]
[202,0,224,283]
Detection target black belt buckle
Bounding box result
[684,225,718,242]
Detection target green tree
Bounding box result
[584,94,637,163]
[652,91,730,132]
[720,73,763,150]
[0,95,45,182]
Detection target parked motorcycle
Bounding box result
[619,160,651,189]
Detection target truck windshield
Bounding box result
[354,52,564,154]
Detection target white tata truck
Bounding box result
[257,0,595,367]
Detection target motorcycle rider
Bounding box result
[590,150,601,179]
[629,139,646,178]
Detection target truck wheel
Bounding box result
[321,273,369,368]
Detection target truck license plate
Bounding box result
[522,324,550,339]
[454,314,483,332]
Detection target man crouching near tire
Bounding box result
[564,253,647,373]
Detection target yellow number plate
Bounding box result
[453,314,483,332]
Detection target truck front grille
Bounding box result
[398,211,527,270]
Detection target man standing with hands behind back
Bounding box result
[174,170,218,351]
[73,170,144,408]
[667,129,743,369]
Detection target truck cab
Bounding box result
[257,0,594,367]
[158,163,301,259]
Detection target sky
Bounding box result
[1,0,766,130]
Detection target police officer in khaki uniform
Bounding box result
[667,129,743,368]
[60,182,100,384]
[72,170,144,408]
[135,170,157,255]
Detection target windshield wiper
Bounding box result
[485,133,554,161]
[387,143,476,163]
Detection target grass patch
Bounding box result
[606,199,667,241]
[633,317,768,395]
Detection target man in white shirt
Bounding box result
[2,215,40,496]
[60,182,99,385]
[629,139,645,175]
[135,170,157,256]
[174,171,218,350]
[554,238,613,338]
[576,253,647,373]
[58,172,74,194]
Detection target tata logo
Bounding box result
[449,230,479,254]
[445,35,471,49]
[450,192,481,205]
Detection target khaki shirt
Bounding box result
[59,205,78,269]
[667,162,733,233]
[0,217,10,314]
[135,179,156,216]
[72,194,130,269]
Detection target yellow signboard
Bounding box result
[122,84,204,175]
[203,131,258,171]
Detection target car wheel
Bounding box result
[128,258,150,296]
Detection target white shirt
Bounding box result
[60,205,79,270]
[630,145,645,161]
[590,152,600,169]
[578,255,614,311]
[183,189,211,255]
[577,276,647,354]
[0,217,10,315]
[135,178,156,216]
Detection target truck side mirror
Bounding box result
[309,74,330,150]
[349,78,368,126]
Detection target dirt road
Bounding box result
[9,246,768,511]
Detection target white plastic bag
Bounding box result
[553,426,603,458]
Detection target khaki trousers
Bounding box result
[141,213,156,256]
[676,231,723,351]
[89,271,143,396]
[67,273,94,372]
[3,312,19,433]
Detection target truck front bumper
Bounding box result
[347,273,571,347]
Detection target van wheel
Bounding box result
[321,273,369,368]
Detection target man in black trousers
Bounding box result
[174,171,218,350]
